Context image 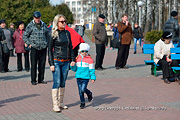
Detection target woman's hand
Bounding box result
[70,61,75,66]
[25,43,28,47]
[91,80,95,83]
[166,58,172,63]
[50,66,55,71]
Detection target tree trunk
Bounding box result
[158,0,163,30]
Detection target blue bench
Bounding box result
[143,44,178,77]
[170,48,180,73]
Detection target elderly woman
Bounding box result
[13,21,30,72]
[154,31,179,84]
[48,14,75,112]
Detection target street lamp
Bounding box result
[137,1,143,27]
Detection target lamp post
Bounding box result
[137,1,143,27]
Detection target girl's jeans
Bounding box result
[52,60,70,89]
[77,78,91,103]
[134,38,142,52]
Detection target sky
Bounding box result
[49,0,65,6]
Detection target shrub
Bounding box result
[145,30,163,44]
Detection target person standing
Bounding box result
[48,14,75,112]
[0,19,13,73]
[0,25,6,73]
[115,14,133,69]
[9,23,15,57]
[13,21,30,72]
[106,23,114,50]
[163,11,179,44]
[23,11,49,85]
[93,14,108,70]
[133,23,143,54]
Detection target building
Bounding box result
[65,0,112,22]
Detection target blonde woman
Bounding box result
[48,14,75,112]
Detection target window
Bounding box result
[77,1,81,6]
[66,2,70,7]
[72,7,76,12]
[77,8,81,12]
[72,1,76,6]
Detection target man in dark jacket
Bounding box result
[0,19,13,73]
[23,11,49,85]
[115,14,133,69]
[163,11,179,44]
[93,14,108,70]
[0,24,6,73]
[9,23,15,57]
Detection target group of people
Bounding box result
[0,9,180,112]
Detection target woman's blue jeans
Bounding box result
[134,38,142,52]
[52,60,70,89]
[77,78,91,103]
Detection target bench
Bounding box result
[170,47,180,73]
[143,44,178,77]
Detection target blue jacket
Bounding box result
[70,54,96,80]
[112,27,119,39]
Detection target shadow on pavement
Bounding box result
[0,94,40,107]
[0,74,31,81]
[67,94,119,108]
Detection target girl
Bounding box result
[70,43,96,109]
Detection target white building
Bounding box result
[65,0,113,29]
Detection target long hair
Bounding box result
[51,14,66,39]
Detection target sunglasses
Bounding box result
[81,50,88,53]
[59,21,67,24]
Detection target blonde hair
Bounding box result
[52,14,67,39]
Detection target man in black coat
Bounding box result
[163,11,179,44]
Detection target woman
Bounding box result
[13,21,29,72]
[154,31,179,84]
[48,14,75,112]
[133,23,143,54]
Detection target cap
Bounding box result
[79,43,90,52]
[99,14,105,19]
[10,23,14,26]
[171,11,178,17]
[162,31,173,39]
[0,19,6,24]
[33,11,41,18]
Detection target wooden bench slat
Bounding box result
[170,48,180,53]
[171,54,180,60]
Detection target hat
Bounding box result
[0,19,6,24]
[33,11,41,18]
[171,11,178,17]
[99,14,105,19]
[79,43,90,52]
[162,31,173,39]
[17,21,24,28]
[10,23,14,26]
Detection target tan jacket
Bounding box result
[106,25,114,36]
[154,39,174,64]
[117,22,133,45]
[93,21,108,44]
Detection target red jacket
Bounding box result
[13,29,27,53]
[65,25,85,49]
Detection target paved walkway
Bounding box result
[0,34,180,120]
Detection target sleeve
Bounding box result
[48,34,54,66]
[70,64,77,72]
[12,31,16,47]
[1,28,6,41]
[89,59,96,80]
[117,22,128,34]
[22,24,31,46]
[140,28,143,38]
[68,31,75,62]
[93,23,101,41]
[174,21,179,36]
[154,42,164,60]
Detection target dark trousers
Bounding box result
[2,52,10,72]
[95,44,105,69]
[17,52,30,71]
[31,47,47,83]
[115,44,130,67]
[158,59,179,79]
[106,36,112,47]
